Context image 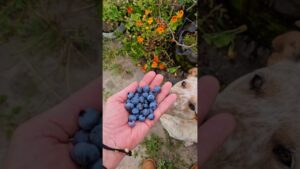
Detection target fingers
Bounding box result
[139,71,156,87]
[149,74,164,89]
[198,76,220,124]
[198,113,236,166]
[113,81,138,101]
[144,93,177,127]
[156,82,173,104]
[39,78,101,138]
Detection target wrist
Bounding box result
[103,148,125,169]
[103,127,124,169]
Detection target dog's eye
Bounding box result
[188,102,195,111]
[273,144,293,168]
[250,74,264,91]
[181,81,187,88]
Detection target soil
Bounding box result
[0,0,99,165]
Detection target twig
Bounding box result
[186,0,197,11]
[167,27,196,49]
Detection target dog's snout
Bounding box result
[181,81,187,88]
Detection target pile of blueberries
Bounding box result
[70,108,101,169]
[125,85,161,127]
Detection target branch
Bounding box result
[167,27,196,49]
[186,0,197,11]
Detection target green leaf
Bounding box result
[203,25,247,48]
[167,66,180,74]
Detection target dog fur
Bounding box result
[204,31,300,169]
[160,68,198,146]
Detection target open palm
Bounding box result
[4,79,100,169]
[103,71,177,168]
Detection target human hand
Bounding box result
[197,76,236,166]
[4,79,100,169]
[103,71,177,169]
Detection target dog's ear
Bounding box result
[268,31,300,65]
[187,67,197,78]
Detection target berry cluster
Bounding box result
[70,108,101,169]
[125,85,161,127]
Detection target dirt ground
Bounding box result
[0,0,99,165]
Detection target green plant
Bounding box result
[103,0,196,73]
[103,1,123,23]
[203,24,247,48]
[157,159,175,169]
[183,33,197,53]
[142,133,164,158]
[142,132,190,169]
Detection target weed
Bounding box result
[142,132,190,169]
[142,133,164,159]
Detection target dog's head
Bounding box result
[205,31,300,169]
[159,68,198,145]
[168,68,197,120]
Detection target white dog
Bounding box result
[204,31,300,169]
[160,68,198,146]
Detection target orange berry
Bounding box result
[127,7,133,14]
[147,17,153,25]
[136,21,143,27]
[141,64,148,72]
[151,62,158,68]
[137,36,144,43]
[176,10,184,18]
[153,55,159,63]
[159,63,166,70]
[171,16,178,23]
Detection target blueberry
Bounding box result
[125,102,134,110]
[138,114,146,121]
[143,103,149,108]
[137,87,143,93]
[153,85,161,93]
[129,114,137,121]
[143,85,150,92]
[131,97,139,105]
[128,92,134,99]
[137,103,143,110]
[70,143,99,166]
[89,125,101,150]
[150,102,157,109]
[149,109,154,114]
[134,93,140,98]
[142,92,149,98]
[142,109,150,116]
[147,94,155,102]
[90,159,102,169]
[148,113,155,120]
[144,100,149,104]
[73,130,90,144]
[131,108,139,114]
[139,96,145,103]
[128,120,135,127]
[79,108,100,130]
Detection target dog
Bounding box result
[203,31,300,169]
[160,68,198,146]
